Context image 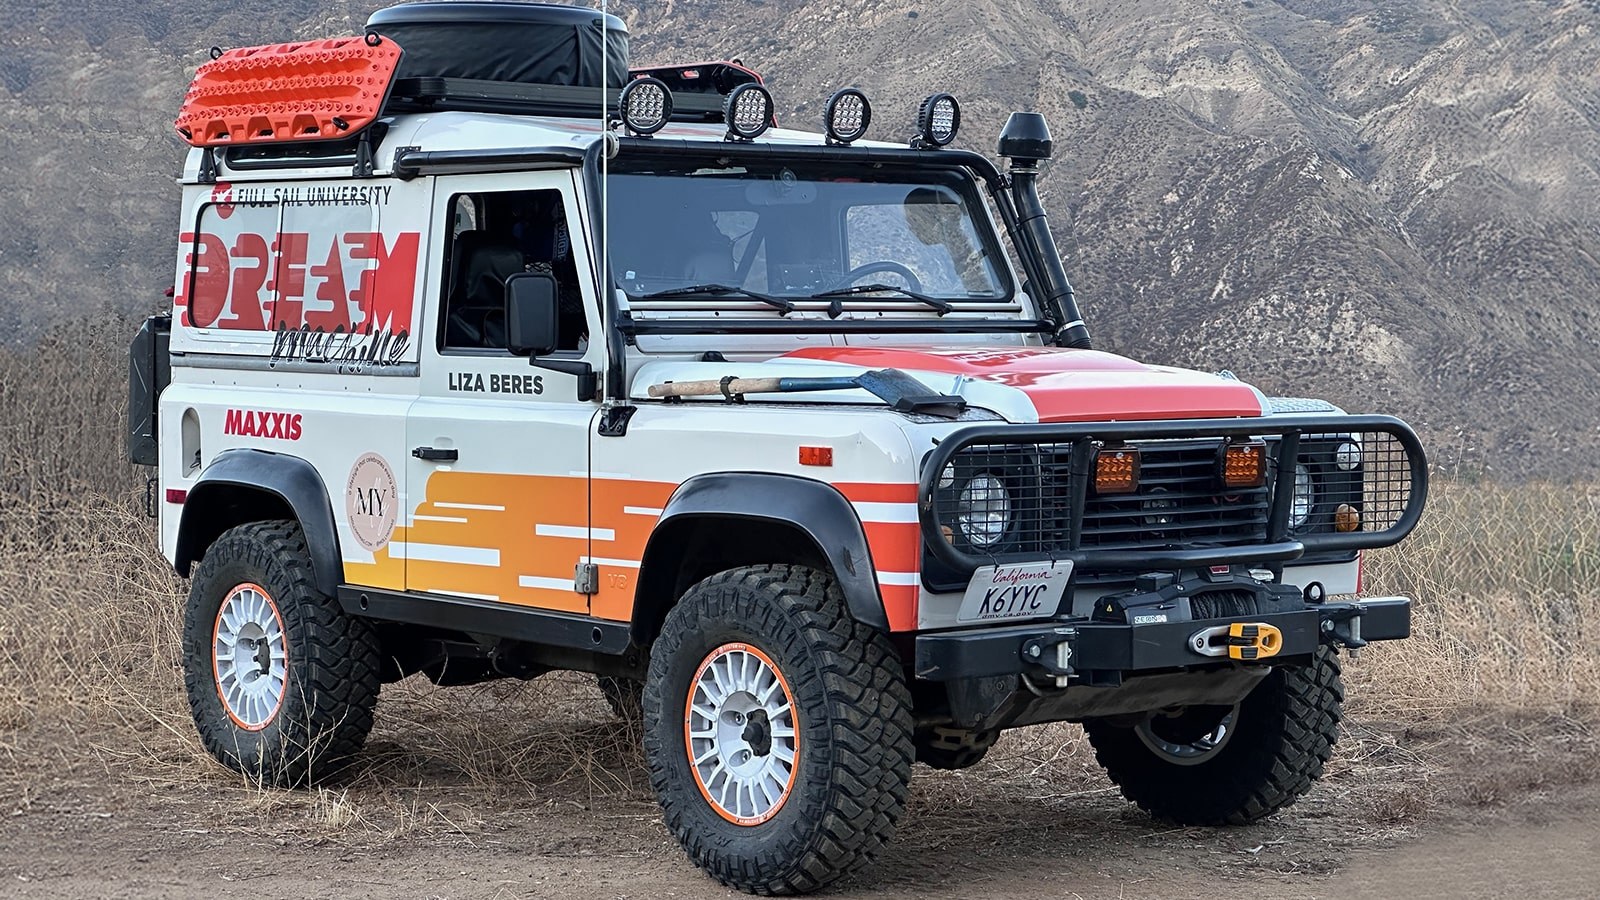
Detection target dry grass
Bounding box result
[1356,482,1600,718]
[0,319,1596,844]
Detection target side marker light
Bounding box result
[1335,503,1361,532]
[798,446,833,467]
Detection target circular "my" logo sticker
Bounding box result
[345,452,398,552]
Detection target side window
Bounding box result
[276,202,378,333]
[179,200,281,331]
[438,188,586,353]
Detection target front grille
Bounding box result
[1073,441,1269,551]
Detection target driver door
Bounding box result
[402,170,604,612]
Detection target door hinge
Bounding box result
[575,563,599,595]
[598,404,637,437]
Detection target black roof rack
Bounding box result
[386,77,617,117]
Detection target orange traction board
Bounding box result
[175,36,402,147]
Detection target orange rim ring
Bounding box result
[683,642,800,827]
[211,582,289,732]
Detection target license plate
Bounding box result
[957,560,1074,623]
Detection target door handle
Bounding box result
[412,446,458,462]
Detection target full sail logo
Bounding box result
[345,452,398,552]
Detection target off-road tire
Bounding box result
[182,519,380,786]
[644,565,914,895]
[1083,648,1344,825]
[914,725,999,770]
[597,674,643,722]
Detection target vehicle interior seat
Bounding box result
[445,230,525,349]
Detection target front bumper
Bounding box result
[914,596,1411,682]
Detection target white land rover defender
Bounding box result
[127,3,1428,894]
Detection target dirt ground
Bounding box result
[2,676,1595,900]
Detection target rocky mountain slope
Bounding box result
[3,0,1597,477]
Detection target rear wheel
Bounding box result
[182,520,380,786]
[644,565,913,895]
[1083,648,1343,825]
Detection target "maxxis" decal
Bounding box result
[223,409,303,441]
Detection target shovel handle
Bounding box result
[647,377,784,398]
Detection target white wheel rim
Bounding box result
[1136,705,1238,766]
[212,583,288,731]
[684,643,799,826]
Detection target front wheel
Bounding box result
[1083,648,1344,825]
[643,565,914,895]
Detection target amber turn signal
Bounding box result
[1095,447,1140,494]
[1222,441,1268,488]
[1335,503,1361,532]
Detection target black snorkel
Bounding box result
[998,112,1091,350]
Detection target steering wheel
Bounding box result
[835,261,924,293]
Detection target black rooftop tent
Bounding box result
[366,1,630,114]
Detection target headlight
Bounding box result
[1289,464,1315,530]
[1335,440,1362,471]
[956,473,1012,549]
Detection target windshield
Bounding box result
[607,158,1011,302]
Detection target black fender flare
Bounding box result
[639,472,889,631]
[175,449,344,597]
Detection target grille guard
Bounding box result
[919,414,1429,575]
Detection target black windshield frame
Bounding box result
[604,152,1016,305]
[595,140,1058,339]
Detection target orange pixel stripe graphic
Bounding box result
[346,475,923,630]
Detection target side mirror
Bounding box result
[506,272,559,357]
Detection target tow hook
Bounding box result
[1188,622,1284,660]
[1021,627,1077,687]
[1320,606,1367,656]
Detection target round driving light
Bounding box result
[956,474,1011,549]
[619,77,673,136]
[916,92,961,148]
[1335,440,1362,471]
[724,83,774,141]
[1290,464,1315,530]
[938,464,956,490]
[823,87,872,144]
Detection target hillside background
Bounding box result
[3,0,1598,477]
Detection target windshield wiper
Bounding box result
[641,283,795,315]
[810,283,953,318]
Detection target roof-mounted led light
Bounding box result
[915,93,960,148]
[619,77,672,137]
[823,87,871,145]
[724,83,774,141]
